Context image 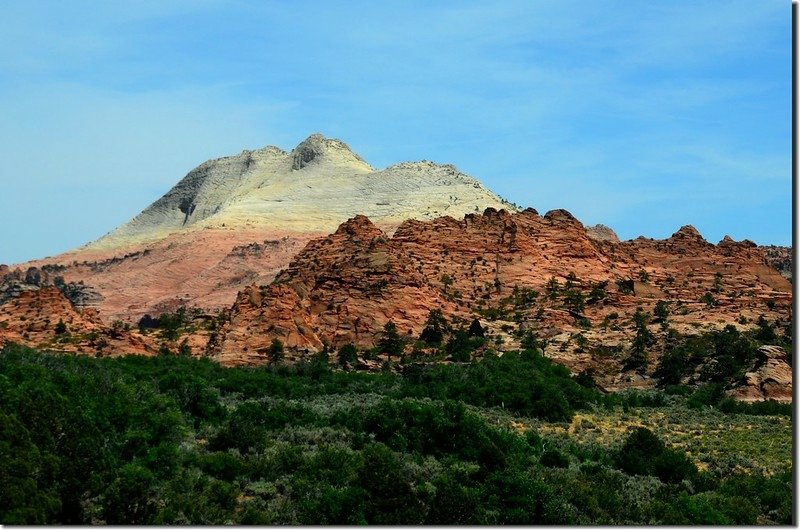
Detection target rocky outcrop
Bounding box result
[290,133,370,170]
[586,224,620,243]
[209,210,791,373]
[729,345,792,402]
[667,225,710,248]
[211,215,454,365]
[0,266,102,310]
[0,286,153,356]
[56,281,104,309]
[759,245,792,282]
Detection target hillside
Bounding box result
[208,209,791,396]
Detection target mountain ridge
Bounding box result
[204,208,790,398]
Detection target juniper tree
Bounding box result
[337,343,358,369]
[468,318,485,338]
[625,307,653,371]
[268,338,284,365]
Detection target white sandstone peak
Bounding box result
[290,133,373,171]
[85,134,513,250]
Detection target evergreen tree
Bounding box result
[445,327,472,362]
[712,272,724,293]
[616,278,635,295]
[521,331,545,352]
[54,319,67,335]
[587,282,607,304]
[316,342,330,364]
[467,318,485,338]
[420,309,449,344]
[177,339,191,357]
[337,343,358,369]
[625,307,653,371]
[268,338,284,365]
[563,290,585,313]
[546,277,560,300]
[754,315,776,343]
[653,300,670,331]
[654,300,669,321]
[440,274,453,292]
[378,321,404,361]
[700,292,717,308]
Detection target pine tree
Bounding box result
[420,309,449,344]
[625,307,653,371]
[378,321,404,361]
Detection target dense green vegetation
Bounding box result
[0,341,792,525]
[655,317,791,390]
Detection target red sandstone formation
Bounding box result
[728,345,792,402]
[207,210,791,389]
[0,286,154,356]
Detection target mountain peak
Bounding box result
[334,215,383,239]
[670,225,706,242]
[290,133,371,171]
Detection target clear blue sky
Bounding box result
[0,0,791,264]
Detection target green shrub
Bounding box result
[541,449,570,468]
[614,427,696,484]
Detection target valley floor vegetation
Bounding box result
[0,338,792,525]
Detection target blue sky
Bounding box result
[0,0,791,264]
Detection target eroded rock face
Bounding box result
[0,266,103,309]
[729,345,792,402]
[84,133,512,250]
[209,210,791,376]
[290,133,369,170]
[211,215,454,365]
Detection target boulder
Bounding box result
[729,345,792,402]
